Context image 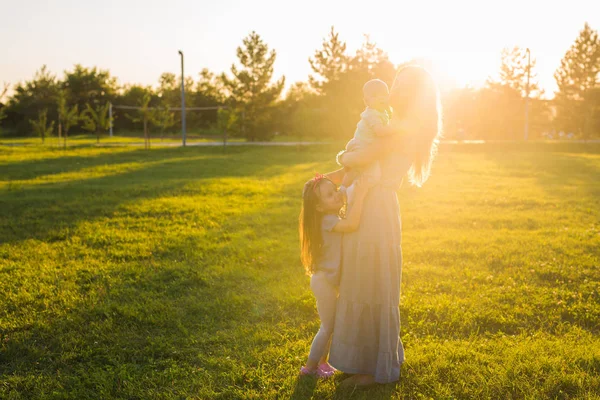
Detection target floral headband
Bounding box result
[312,173,325,194]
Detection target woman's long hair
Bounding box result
[389,65,442,187]
[299,177,329,275]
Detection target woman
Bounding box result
[326,65,442,386]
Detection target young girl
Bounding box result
[298,173,371,378]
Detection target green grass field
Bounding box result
[1,142,599,399]
[0,133,327,148]
[0,134,241,147]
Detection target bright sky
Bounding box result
[2,0,599,98]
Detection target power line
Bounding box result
[111,105,228,111]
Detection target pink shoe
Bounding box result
[300,365,335,379]
[300,366,317,376]
[317,363,336,378]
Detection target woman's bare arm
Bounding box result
[338,136,398,168]
[324,168,345,185]
[340,125,414,169]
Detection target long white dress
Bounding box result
[328,147,413,383]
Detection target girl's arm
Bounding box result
[332,178,370,233]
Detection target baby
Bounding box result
[340,79,393,203]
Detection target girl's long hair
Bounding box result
[389,65,442,187]
[299,177,329,275]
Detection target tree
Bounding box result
[29,109,54,143]
[275,82,319,140]
[63,65,118,113]
[305,31,394,140]
[554,23,600,136]
[217,108,238,145]
[194,69,226,129]
[4,65,60,135]
[157,73,180,107]
[126,93,153,149]
[197,69,225,104]
[152,104,176,141]
[81,102,112,143]
[221,31,285,141]
[309,27,349,93]
[442,86,478,139]
[445,47,550,141]
[489,47,542,98]
[583,87,600,138]
[57,90,80,149]
[351,35,396,87]
[0,83,8,131]
[117,84,156,132]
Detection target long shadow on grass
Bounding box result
[0,145,269,182]
[4,143,598,396]
[0,146,328,245]
[0,147,326,397]
[0,146,156,181]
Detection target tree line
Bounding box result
[1,23,599,142]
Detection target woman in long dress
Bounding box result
[326,66,443,386]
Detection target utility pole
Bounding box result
[524,48,531,141]
[178,50,186,146]
[109,102,113,137]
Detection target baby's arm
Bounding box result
[332,178,370,233]
[363,110,392,137]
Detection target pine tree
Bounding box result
[308,27,349,93]
[483,47,548,139]
[221,31,285,141]
[489,47,542,98]
[352,36,396,87]
[554,23,600,136]
[306,31,395,139]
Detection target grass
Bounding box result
[0,141,599,399]
[0,134,242,147]
[0,133,328,148]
